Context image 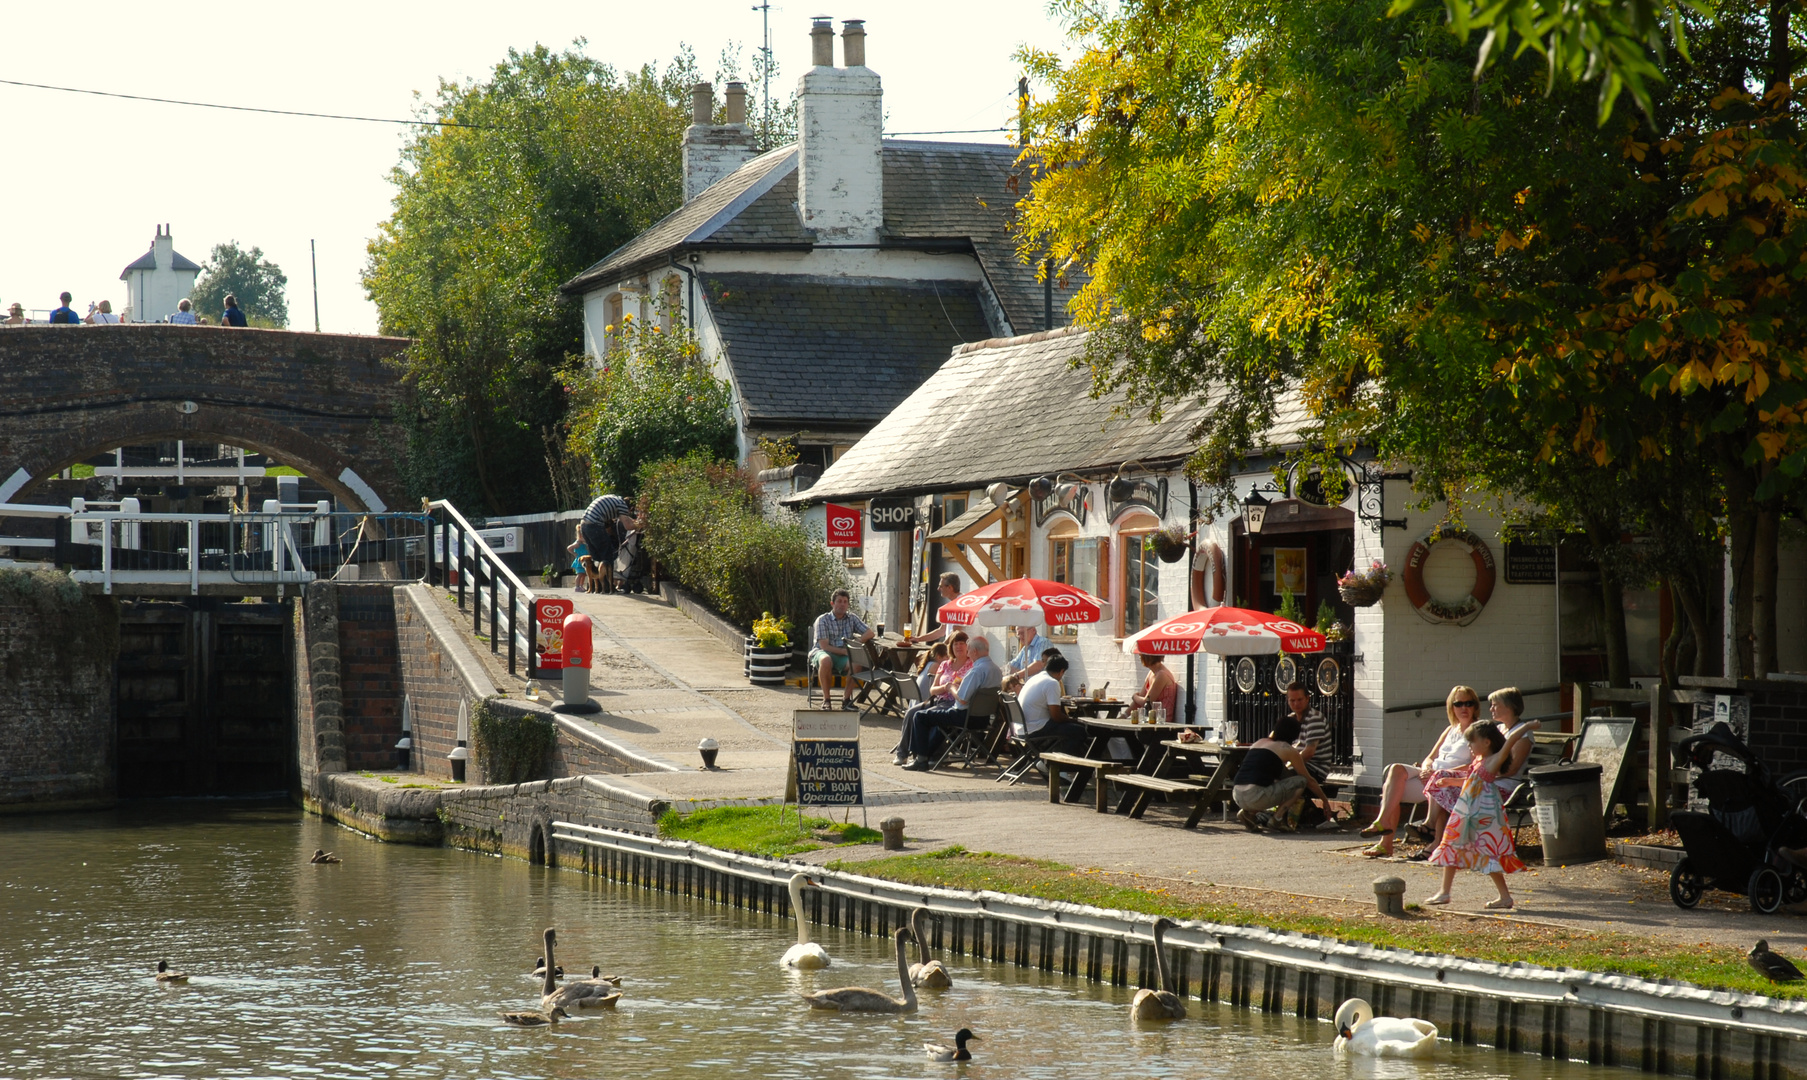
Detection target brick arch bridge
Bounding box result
[0,325,412,511]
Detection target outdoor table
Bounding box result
[1076,716,1212,775]
[1152,739,1252,815]
[1063,697,1127,720]
[874,636,928,673]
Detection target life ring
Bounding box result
[1402,527,1495,625]
[1190,541,1226,608]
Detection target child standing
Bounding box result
[567,538,590,593]
[1424,714,1539,909]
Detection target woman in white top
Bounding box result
[1359,685,1482,857]
[84,299,120,324]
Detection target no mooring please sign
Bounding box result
[792,709,863,807]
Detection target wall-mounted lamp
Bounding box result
[1108,461,1151,503]
[1242,488,1271,533]
[985,481,1017,508]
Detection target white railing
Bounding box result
[428,499,536,675]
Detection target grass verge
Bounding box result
[659,805,882,859]
[824,846,1802,1000]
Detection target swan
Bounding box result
[924,1027,978,1061]
[1129,918,1186,1020]
[801,927,918,1013]
[310,849,341,864]
[501,1005,568,1026]
[1332,998,1438,1057]
[155,961,188,984]
[781,874,831,969]
[907,907,951,988]
[539,928,620,1011]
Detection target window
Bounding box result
[1116,512,1160,635]
[843,500,865,568]
[943,494,967,522]
[1048,521,1081,640]
[604,293,624,354]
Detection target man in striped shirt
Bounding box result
[579,494,643,587]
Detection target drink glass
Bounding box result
[877,622,885,637]
[1093,688,1104,701]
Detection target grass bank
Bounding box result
[657,805,880,859]
[822,847,1800,1000]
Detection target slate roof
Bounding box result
[560,139,1078,336]
[702,272,992,428]
[787,327,1313,504]
[119,246,202,276]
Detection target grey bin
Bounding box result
[1528,762,1607,864]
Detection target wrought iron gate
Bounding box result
[1222,642,1355,765]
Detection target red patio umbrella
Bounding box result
[938,577,1111,627]
[1119,606,1325,656]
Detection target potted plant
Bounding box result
[1275,586,1305,624]
[745,611,792,686]
[1150,524,1191,563]
[1337,560,1391,607]
[540,563,561,587]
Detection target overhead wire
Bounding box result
[0,77,496,129]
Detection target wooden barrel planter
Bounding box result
[745,636,790,686]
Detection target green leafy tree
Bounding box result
[363,42,697,515]
[192,241,288,327]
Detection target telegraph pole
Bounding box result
[752,1,771,145]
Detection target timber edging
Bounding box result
[552,820,1807,1077]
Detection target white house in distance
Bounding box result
[558,16,1075,475]
[119,224,201,323]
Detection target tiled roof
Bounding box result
[788,327,1313,503]
[560,139,1079,336]
[119,247,202,276]
[701,272,992,428]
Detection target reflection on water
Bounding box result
[0,805,1622,1079]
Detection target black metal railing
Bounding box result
[1222,642,1355,765]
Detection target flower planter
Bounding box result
[745,636,791,686]
[1153,540,1190,563]
[1338,581,1385,607]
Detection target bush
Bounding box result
[638,453,848,633]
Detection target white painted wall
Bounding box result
[120,229,199,323]
[796,62,883,245]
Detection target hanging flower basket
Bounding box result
[1337,560,1391,607]
[1151,525,1191,564]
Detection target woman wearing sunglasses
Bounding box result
[1359,685,1484,857]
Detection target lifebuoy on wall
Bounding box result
[1190,541,1226,608]
[1401,527,1495,625]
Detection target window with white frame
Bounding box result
[1116,511,1160,635]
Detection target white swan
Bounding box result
[781,874,831,969]
[1129,918,1186,1020]
[539,928,620,1011]
[801,927,918,1013]
[1333,998,1438,1057]
[908,907,952,988]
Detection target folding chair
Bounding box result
[932,686,1001,770]
[996,697,1065,785]
[848,640,902,717]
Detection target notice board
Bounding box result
[791,709,863,807]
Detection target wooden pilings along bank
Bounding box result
[552,823,1807,1079]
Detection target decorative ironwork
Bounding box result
[1223,645,1354,765]
[1033,483,1092,527]
[1106,476,1167,520]
[1315,656,1341,696]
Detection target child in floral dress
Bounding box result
[1424,715,1539,909]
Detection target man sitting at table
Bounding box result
[1015,653,1086,755]
[1230,715,1333,833]
[913,573,965,644]
[811,588,874,710]
[1001,623,1054,693]
[903,636,1000,769]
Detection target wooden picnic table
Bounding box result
[1075,716,1212,775]
[1063,697,1128,720]
[1152,739,1252,814]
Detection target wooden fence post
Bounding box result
[1571,681,1591,735]
[1648,681,1671,829]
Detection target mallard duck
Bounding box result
[539,929,620,1011]
[501,1005,568,1026]
[1332,997,1438,1057]
[530,957,564,980]
[154,960,188,984]
[310,849,341,864]
[907,907,951,988]
[1749,940,1803,982]
[587,965,623,988]
[924,1028,978,1062]
[801,928,917,1013]
[1129,918,1186,1021]
[781,874,830,969]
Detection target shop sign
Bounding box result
[868,497,922,532]
[825,503,863,548]
[529,597,573,677]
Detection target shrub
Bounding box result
[638,453,847,633]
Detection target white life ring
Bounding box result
[1190,541,1226,608]
[1401,527,1495,626]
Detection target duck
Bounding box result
[801,927,918,1013]
[310,849,341,864]
[539,928,620,1011]
[781,873,831,969]
[530,957,565,980]
[924,1027,978,1062]
[1332,997,1438,1057]
[907,907,952,988]
[1129,918,1186,1021]
[501,1005,568,1026]
[154,960,188,984]
[1749,940,1803,982]
[586,964,624,988]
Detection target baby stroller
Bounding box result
[1668,723,1807,913]
[613,530,652,594]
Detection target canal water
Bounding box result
[1,805,1625,1079]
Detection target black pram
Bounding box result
[1668,723,1807,913]
[613,530,652,594]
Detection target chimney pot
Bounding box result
[810,16,835,67]
[690,82,713,125]
[841,20,866,67]
[725,82,748,125]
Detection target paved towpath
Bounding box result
[534,586,1807,957]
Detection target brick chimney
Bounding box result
[681,81,758,202]
[797,17,883,244]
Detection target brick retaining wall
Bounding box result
[336,583,403,769]
[0,571,119,809]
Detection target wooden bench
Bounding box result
[1108,773,1214,828]
[1038,751,1124,811]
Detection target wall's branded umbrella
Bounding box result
[1120,606,1325,655]
[938,577,1110,627]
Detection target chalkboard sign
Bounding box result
[792,709,864,807]
[1504,541,1557,585]
[1576,717,1639,818]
